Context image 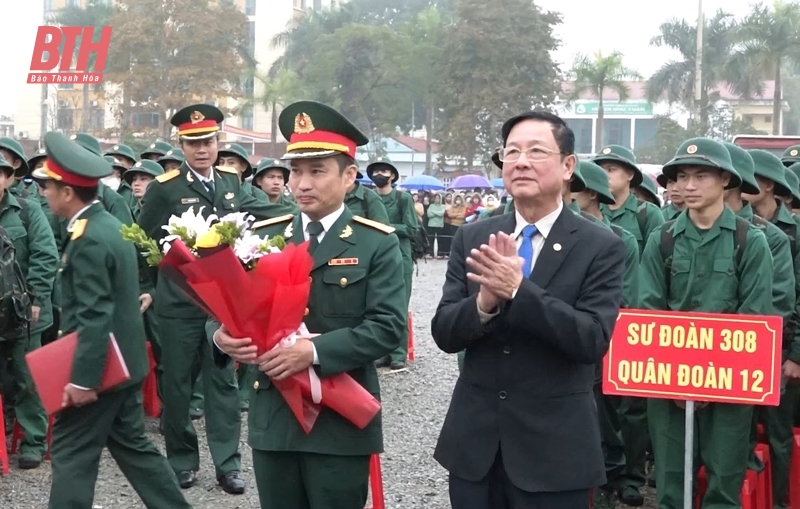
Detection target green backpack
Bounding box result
[0,223,31,342]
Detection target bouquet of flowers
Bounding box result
[121,207,381,433]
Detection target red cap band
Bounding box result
[44,158,99,187]
[287,130,356,155]
[177,119,220,135]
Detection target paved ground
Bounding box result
[0,259,655,508]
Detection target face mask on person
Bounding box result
[371,174,391,188]
[101,176,121,191]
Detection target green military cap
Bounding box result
[104,155,127,175]
[31,131,111,186]
[367,156,400,183]
[171,104,224,140]
[218,142,253,178]
[783,168,800,208]
[141,140,173,160]
[69,132,102,156]
[157,148,185,167]
[28,147,48,170]
[0,137,29,177]
[103,143,137,166]
[592,144,643,187]
[577,161,615,204]
[749,149,792,197]
[782,145,800,167]
[723,142,761,195]
[254,157,289,182]
[123,159,164,184]
[789,162,800,183]
[279,101,368,161]
[662,137,741,190]
[569,160,587,193]
[636,174,660,203]
[0,153,16,178]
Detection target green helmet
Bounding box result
[723,142,760,195]
[123,159,164,185]
[662,138,741,190]
[593,145,642,187]
[749,149,792,197]
[218,142,253,179]
[577,161,615,204]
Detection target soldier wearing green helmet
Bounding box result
[253,158,294,206]
[217,142,271,203]
[633,174,661,207]
[781,168,800,214]
[157,148,185,172]
[782,145,800,167]
[104,143,138,206]
[657,172,685,221]
[641,137,773,509]
[141,140,174,161]
[0,137,38,201]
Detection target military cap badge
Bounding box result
[686,144,698,154]
[294,113,315,134]
[792,149,799,157]
[190,111,205,124]
[602,147,611,155]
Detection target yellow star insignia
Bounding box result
[340,225,353,238]
[284,223,294,239]
[190,111,205,124]
[294,113,315,134]
[186,172,194,183]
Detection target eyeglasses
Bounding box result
[498,146,564,163]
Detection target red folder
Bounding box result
[25,332,131,415]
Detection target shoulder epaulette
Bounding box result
[353,215,395,234]
[155,169,180,183]
[70,219,87,240]
[253,214,294,229]
[216,166,238,175]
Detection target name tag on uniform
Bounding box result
[328,258,358,266]
[181,198,200,204]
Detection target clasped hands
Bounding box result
[214,326,315,381]
[466,232,524,313]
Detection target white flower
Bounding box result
[218,211,254,232]
[233,231,264,264]
[161,206,218,242]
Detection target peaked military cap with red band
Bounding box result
[171,104,224,140]
[279,101,369,161]
[31,131,111,187]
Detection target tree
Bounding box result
[647,10,736,132]
[106,0,248,137]
[727,1,800,134]
[436,0,561,174]
[567,51,642,151]
[248,67,306,156]
[54,0,116,132]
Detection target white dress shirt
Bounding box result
[477,201,564,323]
[187,163,215,186]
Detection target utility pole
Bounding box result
[693,0,704,131]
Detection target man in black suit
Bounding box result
[431,111,626,509]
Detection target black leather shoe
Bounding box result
[178,470,198,489]
[18,456,42,470]
[374,356,390,368]
[218,470,245,495]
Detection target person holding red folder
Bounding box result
[32,132,191,509]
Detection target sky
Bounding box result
[0,0,761,118]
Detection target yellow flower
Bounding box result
[195,228,222,249]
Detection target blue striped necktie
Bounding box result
[519,224,538,276]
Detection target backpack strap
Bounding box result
[636,199,650,240]
[660,219,677,291]
[734,216,751,270]
[16,197,29,231]
[609,223,625,239]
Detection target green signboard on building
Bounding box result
[574,101,653,116]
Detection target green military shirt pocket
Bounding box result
[220,194,240,212]
[669,258,691,303]
[709,258,738,308]
[320,268,367,317]
[4,225,28,260]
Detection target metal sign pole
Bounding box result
[684,400,695,509]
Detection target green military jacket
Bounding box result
[138,163,296,318]
[8,180,40,201]
[345,182,390,224]
[59,202,149,389]
[116,181,134,208]
[602,192,664,254]
[377,188,418,271]
[764,200,800,361]
[662,203,683,221]
[56,183,134,253]
[209,208,406,456]
[736,203,800,361]
[639,207,773,316]
[0,192,58,335]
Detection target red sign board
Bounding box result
[28,26,113,84]
[603,309,782,406]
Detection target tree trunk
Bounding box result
[159,106,169,140]
[596,96,605,151]
[81,84,90,131]
[270,100,278,157]
[425,96,434,175]
[773,59,782,135]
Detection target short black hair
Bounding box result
[334,153,357,174]
[501,110,575,155]
[53,181,98,203]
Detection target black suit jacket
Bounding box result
[431,206,625,493]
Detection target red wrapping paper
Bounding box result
[158,240,381,433]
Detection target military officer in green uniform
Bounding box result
[368,156,418,370]
[723,142,800,508]
[211,100,406,509]
[0,138,38,200]
[782,145,800,167]
[158,148,185,172]
[781,169,800,212]
[657,172,684,221]
[0,153,58,469]
[594,144,663,506]
[141,140,174,161]
[633,174,661,207]
[572,160,639,508]
[138,104,296,493]
[217,142,270,201]
[344,165,390,224]
[641,137,774,509]
[253,158,294,205]
[34,131,191,509]
[104,143,137,205]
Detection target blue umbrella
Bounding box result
[400,174,445,191]
[491,177,504,189]
[448,174,493,190]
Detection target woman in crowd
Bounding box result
[438,192,455,258]
[426,193,446,259]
